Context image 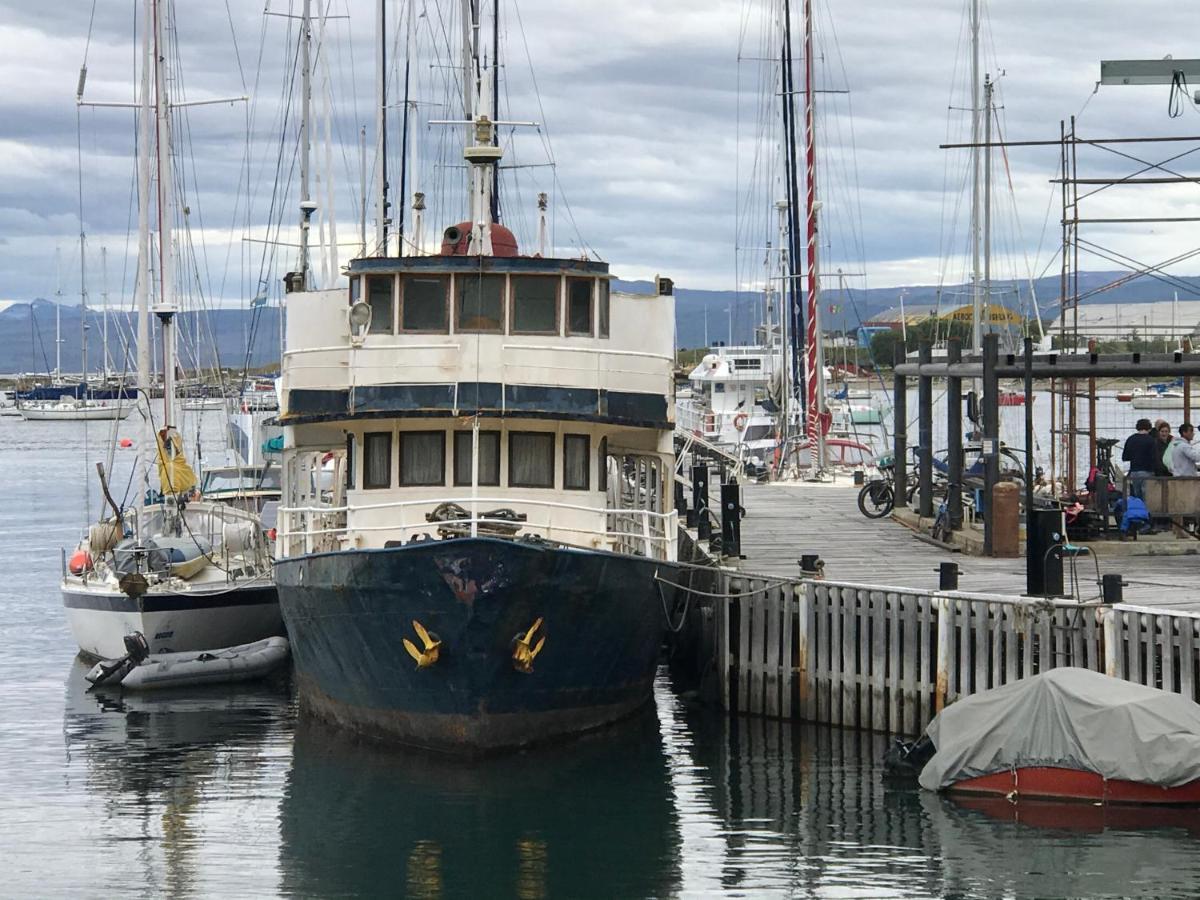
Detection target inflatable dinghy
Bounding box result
[86,635,289,690]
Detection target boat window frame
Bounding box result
[365,274,397,334]
[397,430,448,487]
[563,433,591,491]
[362,430,393,490]
[508,430,556,489]
[509,274,562,336]
[399,273,450,333]
[597,278,610,339]
[566,277,594,337]
[454,271,507,333]
[452,429,502,486]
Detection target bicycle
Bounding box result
[857,455,897,519]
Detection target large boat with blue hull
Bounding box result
[275,11,679,749]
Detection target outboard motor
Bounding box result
[882,734,936,781]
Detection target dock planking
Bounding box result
[736,480,1200,615]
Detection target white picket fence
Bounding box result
[714,575,1200,735]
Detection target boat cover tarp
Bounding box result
[156,426,197,495]
[919,667,1200,791]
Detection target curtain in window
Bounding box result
[363,432,391,489]
[400,432,445,486]
[563,434,590,490]
[454,431,500,486]
[509,432,554,487]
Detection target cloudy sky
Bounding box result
[2,0,1198,313]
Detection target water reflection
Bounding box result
[277,702,679,899]
[61,660,294,896]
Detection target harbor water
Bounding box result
[3,416,1200,898]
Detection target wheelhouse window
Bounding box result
[598,279,610,338]
[563,434,590,490]
[367,275,395,334]
[453,430,501,486]
[401,274,448,332]
[598,436,608,493]
[567,278,593,336]
[349,276,361,303]
[456,274,505,332]
[362,431,392,489]
[509,432,555,488]
[511,276,559,334]
[398,431,446,486]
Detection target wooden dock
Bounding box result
[672,479,1200,735]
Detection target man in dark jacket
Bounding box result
[1123,418,1159,499]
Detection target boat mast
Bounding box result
[983,73,993,343]
[136,0,153,498]
[151,0,177,432]
[969,0,982,349]
[100,246,110,381]
[397,0,413,252]
[54,247,63,382]
[802,0,825,470]
[375,0,389,255]
[298,0,314,288]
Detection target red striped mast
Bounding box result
[802,0,822,447]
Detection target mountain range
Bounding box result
[3,270,1198,374]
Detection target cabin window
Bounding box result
[349,276,361,304]
[511,276,559,334]
[714,383,725,393]
[733,358,761,370]
[563,434,590,490]
[345,433,355,491]
[456,273,505,332]
[398,431,446,486]
[567,278,593,336]
[453,430,501,486]
[598,436,608,493]
[598,280,610,338]
[401,274,448,332]
[362,431,392,489]
[509,432,555,488]
[367,275,395,334]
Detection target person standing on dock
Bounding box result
[1122,418,1158,499]
[1154,420,1174,477]
[1166,423,1200,477]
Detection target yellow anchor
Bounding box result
[512,617,546,674]
[403,620,442,669]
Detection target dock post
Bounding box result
[693,463,711,541]
[893,342,908,509]
[918,341,933,517]
[946,338,963,530]
[720,479,743,557]
[935,595,952,711]
[982,334,1000,556]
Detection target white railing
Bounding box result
[277,496,678,562]
[676,398,720,438]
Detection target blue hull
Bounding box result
[275,537,674,752]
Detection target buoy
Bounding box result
[68,549,93,576]
[119,438,133,448]
[733,412,749,431]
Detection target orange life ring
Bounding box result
[733,412,748,431]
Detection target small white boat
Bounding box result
[86,635,290,690]
[1130,389,1185,410]
[182,396,228,411]
[19,398,134,420]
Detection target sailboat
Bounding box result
[61,0,280,660]
[273,0,680,752]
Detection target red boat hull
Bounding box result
[948,766,1200,805]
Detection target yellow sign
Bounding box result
[943,304,1023,325]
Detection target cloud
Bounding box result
[0,0,1198,315]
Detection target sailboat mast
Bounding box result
[100,246,109,380]
[152,0,176,431]
[983,73,993,338]
[136,0,153,497]
[780,0,805,431]
[375,0,389,255]
[969,0,982,349]
[54,247,62,381]
[397,0,413,251]
[802,0,823,450]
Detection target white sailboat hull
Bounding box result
[63,579,282,659]
[20,404,134,421]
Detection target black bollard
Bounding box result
[720,479,743,558]
[692,464,710,541]
[1101,573,1124,605]
[938,561,960,591]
